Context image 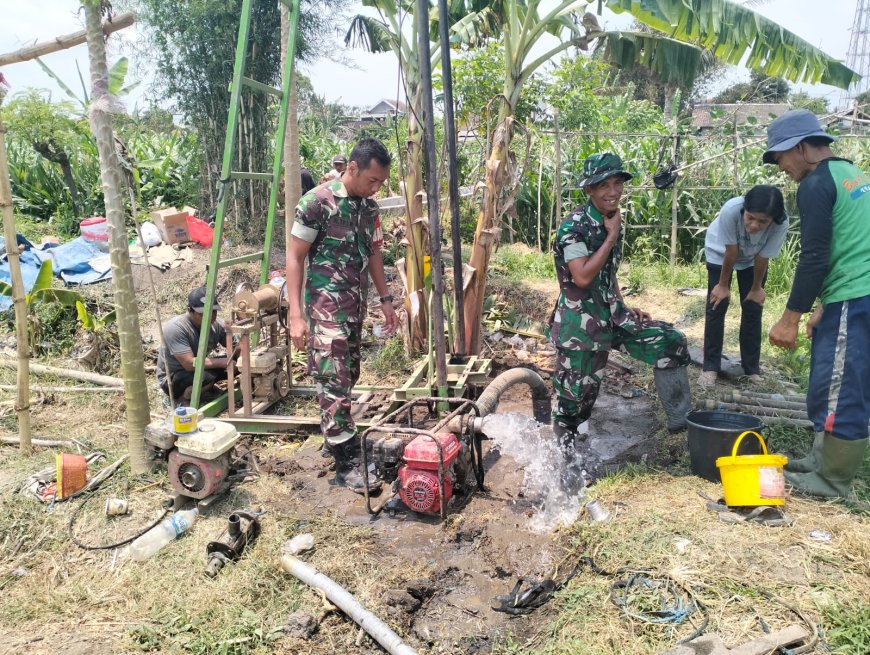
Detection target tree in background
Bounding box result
[4,90,86,216]
[456,0,858,354]
[713,69,790,104]
[345,0,461,352]
[133,0,347,234]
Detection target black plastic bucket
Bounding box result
[685,410,765,482]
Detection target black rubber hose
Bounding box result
[68,492,171,551]
[475,367,552,424]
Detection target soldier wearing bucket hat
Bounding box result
[764,109,870,499]
[547,153,691,454]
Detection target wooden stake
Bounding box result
[0,88,32,454]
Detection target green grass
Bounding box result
[490,244,555,281]
[365,334,410,378]
[823,602,870,655]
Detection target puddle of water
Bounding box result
[481,412,588,533]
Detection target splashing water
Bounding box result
[480,412,588,533]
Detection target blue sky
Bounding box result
[0,0,860,114]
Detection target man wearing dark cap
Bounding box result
[547,153,691,453]
[156,286,232,403]
[764,109,870,499]
[327,155,347,181]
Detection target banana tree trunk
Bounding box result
[401,80,429,353]
[463,117,514,354]
[0,90,32,455]
[83,0,150,474]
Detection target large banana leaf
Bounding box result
[344,14,397,53]
[605,0,859,89]
[602,32,703,88]
[0,260,82,306]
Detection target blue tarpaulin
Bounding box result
[0,235,112,310]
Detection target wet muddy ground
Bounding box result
[263,383,658,652]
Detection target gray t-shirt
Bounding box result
[704,196,789,270]
[156,313,227,385]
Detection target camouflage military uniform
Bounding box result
[292,178,383,446]
[547,202,689,428]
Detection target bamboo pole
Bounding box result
[553,108,562,227]
[0,87,32,454]
[669,132,679,267]
[0,384,122,393]
[0,359,124,386]
[0,437,74,448]
[0,12,135,67]
[536,139,543,252]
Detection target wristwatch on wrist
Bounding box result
[380,294,394,304]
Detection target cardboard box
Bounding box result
[150,207,190,244]
[181,205,198,218]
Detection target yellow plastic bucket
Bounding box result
[715,431,788,507]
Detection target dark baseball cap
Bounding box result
[188,286,221,313]
[580,153,633,188]
[762,109,836,164]
[332,155,347,165]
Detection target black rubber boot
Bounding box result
[653,366,691,432]
[332,438,382,495]
[553,420,584,454]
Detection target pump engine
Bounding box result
[369,431,476,515]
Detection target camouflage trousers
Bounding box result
[308,320,362,447]
[553,319,689,428]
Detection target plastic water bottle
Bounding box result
[128,508,199,561]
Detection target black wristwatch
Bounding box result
[380,294,394,303]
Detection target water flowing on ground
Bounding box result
[481,412,588,532]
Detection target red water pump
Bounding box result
[397,433,461,514]
[369,430,474,516]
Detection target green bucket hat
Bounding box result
[580,153,633,188]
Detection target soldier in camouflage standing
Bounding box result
[287,138,399,493]
[548,153,692,450]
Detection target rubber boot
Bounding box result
[332,438,382,495]
[785,434,868,499]
[553,420,587,490]
[784,431,824,473]
[653,366,691,432]
[553,420,584,454]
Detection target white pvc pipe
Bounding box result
[280,555,418,655]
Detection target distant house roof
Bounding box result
[367,98,407,116]
[691,103,791,129]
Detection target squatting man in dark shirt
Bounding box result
[156,286,236,405]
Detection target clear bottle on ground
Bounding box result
[128,508,199,561]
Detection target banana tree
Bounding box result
[459,0,859,354]
[346,1,433,351]
[0,260,84,353]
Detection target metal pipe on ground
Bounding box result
[730,390,807,404]
[723,391,806,412]
[437,0,465,357]
[280,555,418,655]
[705,400,809,421]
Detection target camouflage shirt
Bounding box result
[291,178,383,323]
[548,202,629,351]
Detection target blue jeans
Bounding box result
[807,295,870,441]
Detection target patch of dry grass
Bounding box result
[504,471,870,655]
